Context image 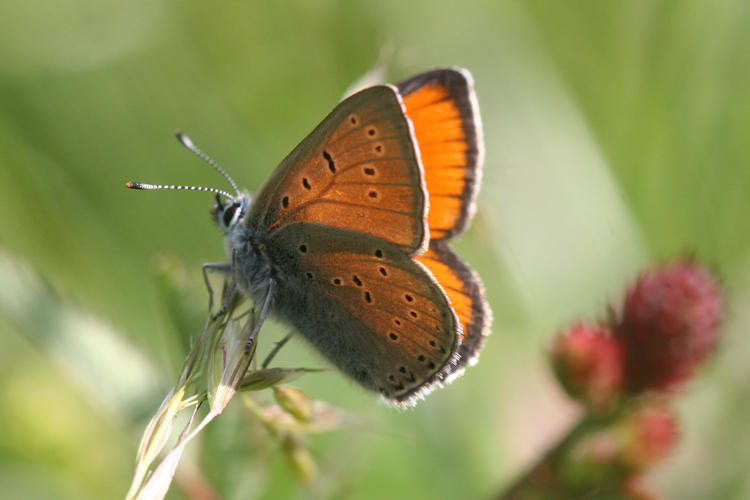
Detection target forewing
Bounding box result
[250,85,428,256]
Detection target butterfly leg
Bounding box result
[261,331,295,369]
[202,262,232,318]
[245,278,276,354]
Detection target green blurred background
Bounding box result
[1,1,749,498]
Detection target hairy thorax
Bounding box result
[227,223,274,301]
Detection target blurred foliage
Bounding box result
[1,1,749,499]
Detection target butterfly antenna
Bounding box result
[125,182,235,199]
[175,131,240,197]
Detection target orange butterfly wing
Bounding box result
[398,68,483,241]
[399,68,491,365]
[416,242,489,366]
[249,85,428,256]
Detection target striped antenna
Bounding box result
[125,131,240,200]
[175,131,240,196]
[125,182,234,200]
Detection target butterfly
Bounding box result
[128,68,491,406]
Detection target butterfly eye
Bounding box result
[222,202,240,227]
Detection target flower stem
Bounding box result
[498,408,626,499]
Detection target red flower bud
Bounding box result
[618,403,679,472]
[552,324,625,412]
[615,259,723,393]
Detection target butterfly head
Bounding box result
[212,192,251,234]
